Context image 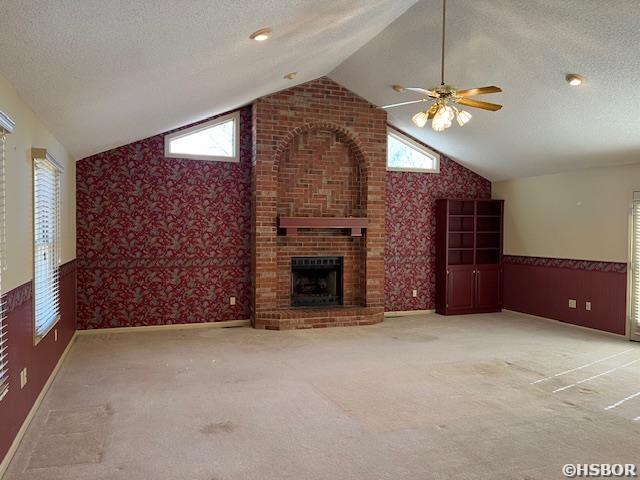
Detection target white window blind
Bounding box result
[33,151,62,340]
[0,131,7,401]
[632,191,640,339]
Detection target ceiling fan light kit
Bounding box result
[382,0,502,132]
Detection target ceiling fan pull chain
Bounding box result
[441,0,446,85]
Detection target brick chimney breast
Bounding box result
[251,77,386,330]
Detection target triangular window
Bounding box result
[387,128,440,173]
[164,111,239,162]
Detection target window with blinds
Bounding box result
[0,131,7,401]
[632,191,640,340]
[0,111,13,401]
[33,150,62,340]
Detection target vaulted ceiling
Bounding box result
[1,0,639,180]
[331,0,640,180]
[0,0,416,159]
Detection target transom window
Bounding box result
[164,111,239,162]
[33,149,63,342]
[387,128,440,173]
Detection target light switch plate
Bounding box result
[568,299,577,309]
[412,289,418,298]
[230,296,236,306]
[586,301,591,311]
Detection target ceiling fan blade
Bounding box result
[455,86,502,97]
[457,98,503,111]
[404,87,439,98]
[380,99,429,109]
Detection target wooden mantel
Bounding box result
[278,217,368,237]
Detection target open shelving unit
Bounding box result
[435,199,504,315]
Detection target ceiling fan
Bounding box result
[381,0,503,132]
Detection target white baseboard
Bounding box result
[0,332,77,479]
[384,309,435,318]
[76,319,250,335]
[502,309,628,340]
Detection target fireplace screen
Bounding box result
[291,257,343,307]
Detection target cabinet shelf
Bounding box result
[436,199,504,315]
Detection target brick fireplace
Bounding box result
[252,77,386,329]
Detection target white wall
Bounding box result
[0,73,75,292]
[492,162,640,263]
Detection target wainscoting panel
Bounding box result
[503,256,627,335]
[0,260,76,464]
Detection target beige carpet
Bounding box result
[4,312,640,480]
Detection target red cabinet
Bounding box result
[447,266,475,311]
[436,199,504,315]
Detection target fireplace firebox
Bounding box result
[291,257,343,307]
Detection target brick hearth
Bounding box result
[251,77,386,330]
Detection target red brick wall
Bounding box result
[277,130,364,218]
[252,77,387,327]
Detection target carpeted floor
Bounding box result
[4,311,640,480]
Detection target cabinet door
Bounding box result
[447,266,475,311]
[475,265,501,310]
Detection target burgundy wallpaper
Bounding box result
[503,255,627,273]
[76,107,252,329]
[385,129,491,312]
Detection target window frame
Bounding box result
[629,191,640,341]
[164,111,240,163]
[386,128,440,173]
[0,110,14,402]
[32,148,63,345]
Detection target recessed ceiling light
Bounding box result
[566,73,586,86]
[250,28,272,42]
[284,72,298,80]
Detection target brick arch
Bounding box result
[272,122,368,171]
[274,122,367,219]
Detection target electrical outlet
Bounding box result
[585,301,591,311]
[568,299,577,309]
[412,289,418,298]
[230,296,236,306]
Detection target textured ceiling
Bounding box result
[0,0,416,159]
[1,0,639,179]
[331,0,640,180]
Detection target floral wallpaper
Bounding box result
[385,130,491,312]
[503,255,627,273]
[76,107,252,329]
